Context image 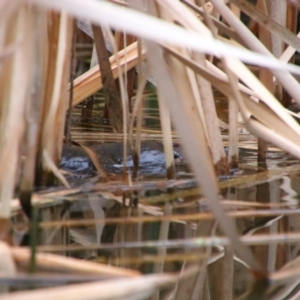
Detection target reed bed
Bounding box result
[0,0,300,299]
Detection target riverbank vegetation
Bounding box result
[0,0,300,299]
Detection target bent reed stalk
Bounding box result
[0,0,300,298]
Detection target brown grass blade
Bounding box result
[71,42,146,107]
[77,143,108,181]
[11,246,139,277]
[164,45,300,159]
[92,25,122,132]
[230,0,300,53]
[36,11,73,186]
[145,40,262,274]
[19,6,48,218]
[0,272,184,300]
[0,5,30,219]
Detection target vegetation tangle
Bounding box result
[0,0,300,299]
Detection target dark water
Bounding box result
[60,141,186,177]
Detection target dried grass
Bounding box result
[0,0,300,298]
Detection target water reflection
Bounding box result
[12,90,300,298]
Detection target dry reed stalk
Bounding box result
[279,32,300,63]
[167,38,300,157]
[157,89,176,178]
[35,11,73,186]
[151,201,173,299]
[226,3,240,169]
[146,21,190,298]
[227,60,300,144]
[11,246,140,277]
[0,273,179,300]
[92,25,122,132]
[98,28,131,181]
[158,0,228,175]
[19,6,48,217]
[173,220,215,300]
[114,32,137,112]
[3,0,297,288]
[72,41,146,106]
[286,3,298,60]
[64,19,76,144]
[28,0,300,82]
[80,43,97,121]
[229,0,300,54]
[35,230,300,254]
[267,180,281,272]
[110,252,207,265]
[183,0,242,44]
[128,5,203,294]
[126,209,144,269]
[0,5,30,223]
[146,5,177,180]
[142,37,262,274]
[0,1,23,22]
[210,0,300,105]
[129,45,149,179]
[189,224,216,300]
[194,55,228,175]
[268,249,300,298]
[164,43,300,161]
[0,242,16,293]
[193,59,228,174]
[152,0,177,181]
[77,143,108,180]
[269,0,286,102]
[256,0,274,162]
[38,208,300,229]
[115,210,127,269]
[228,88,239,168]
[205,60,256,97]
[221,246,234,300]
